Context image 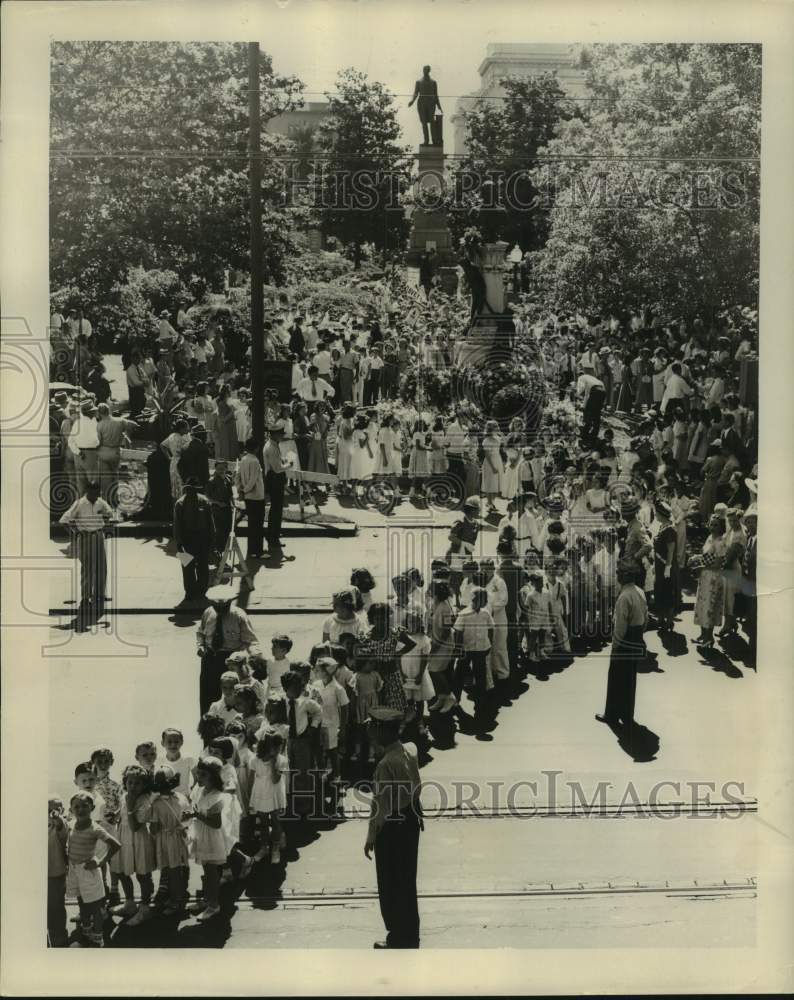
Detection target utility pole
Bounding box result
[248,41,265,445]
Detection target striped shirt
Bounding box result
[67,820,112,864]
[59,496,113,532]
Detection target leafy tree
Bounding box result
[528,43,760,320]
[313,69,411,267]
[50,41,305,334]
[446,74,580,249]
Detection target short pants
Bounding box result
[66,862,105,904]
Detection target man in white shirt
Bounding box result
[303,325,319,355]
[577,373,606,441]
[313,344,332,377]
[69,401,101,494]
[660,363,693,415]
[295,366,335,403]
[364,348,384,406]
[59,480,114,628]
[236,437,265,559]
[67,309,93,341]
[157,311,177,353]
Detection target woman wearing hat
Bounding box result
[480,421,504,515]
[692,514,729,648]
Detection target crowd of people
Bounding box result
[49,271,760,945]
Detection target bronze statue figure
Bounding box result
[408,65,443,145]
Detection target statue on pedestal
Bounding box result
[408,65,443,145]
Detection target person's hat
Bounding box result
[160,309,170,318]
[620,496,640,517]
[191,424,207,437]
[80,401,97,415]
[521,446,533,457]
[726,506,743,518]
[599,346,611,356]
[268,420,286,434]
[463,496,482,514]
[206,584,236,604]
[182,477,201,489]
[713,502,728,516]
[745,477,758,495]
[544,495,565,514]
[53,391,68,403]
[368,706,403,723]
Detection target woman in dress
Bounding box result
[160,418,191,502]
[349,413,374,496]
[307,400,331,480]
[277,403,300,471]
[614,350,635,413]
[480,420,504,515]
[429,416,448,476]
[292,401,312,475]
[653,500,678,631]
[373,412,394,484]
[334,404,356,494]
[213,384,239,462]
[693,514,729,647]
[408,417,431,499]
[699,444,725,520]
[501,417,523,503]
[353,602,416,715]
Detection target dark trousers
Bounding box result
[364,372,381,406]
[265,471,286,548]
[200,649,229,715]
[506,612,520,676]
[582,386,606,439]
[446,455,465,507]
[181,533,210,600]
[128,384,146,415]
[745,594,757,666]
[47,875,68,947]
[375,811,421,948]
[603,625,645,725]
[212,506,232,555]
[245,499,265,558]
[76,531,107,615]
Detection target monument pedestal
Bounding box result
[407,142,455,266]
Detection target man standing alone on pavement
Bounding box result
[173,478,214,605]
[59,480,114,631]
[365,706,423,949]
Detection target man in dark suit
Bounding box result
[408,65,442,145]
[177,424,211,489]
[289,317,305,359]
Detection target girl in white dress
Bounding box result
[189,757,227,921]
[349,414,374,492]
[150,766,191,915]
[480,421,505,514]
[248,732,288,865]
[114,765,157,926]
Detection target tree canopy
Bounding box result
[528,43,761,319]
[50,41,305,321]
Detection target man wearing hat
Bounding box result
[177,424,210,490]
[263,424,288,553]
[196,585,260,714]
[236,437,266,560]
[68,400,101,495]
[157,310,177,357]
[364,706,423,949]
[59,480,115,630]
[173,478,215,606]
[447,497,482,607]
[596,556,648,731]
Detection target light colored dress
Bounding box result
[408,432,431,478]
[694,535,728,628]
[349,428,374,481]
[480,434,504,495]
[501,448,520,500]
[335,416,355,480]
[429,430,448,473]
[151,793,190,869]
[353,669,383,724]
[373,425,393,476]
[279,416,300,470]
[117,794,157,876]
[249,753,288,814]
[162,431,190,500]
[191,788,228,864]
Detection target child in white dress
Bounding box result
[149,766,191,915]
[248,732,288,865]
[188,757,227,922]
